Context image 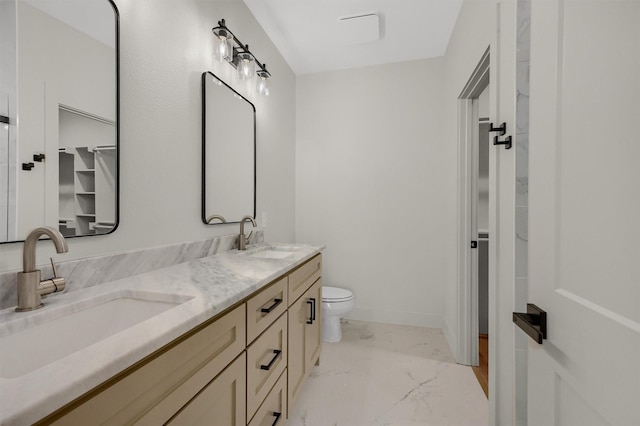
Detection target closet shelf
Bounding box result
[93,224,114,230]
[92,145,116,152]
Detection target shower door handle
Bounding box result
[513,303,547,344]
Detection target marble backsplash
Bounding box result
[0,230,263,310]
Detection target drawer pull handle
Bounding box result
[260,349,282,371]
[261,298,283,314]
[306,299,315,324]
[271,412,282,426]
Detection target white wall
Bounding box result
[295,58,448,328]
[441,0,495,357]
[0,0,297,272]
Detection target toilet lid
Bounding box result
[323,286,353,302]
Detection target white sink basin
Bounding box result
[251,250,297,259]
[0,289,192,378]
[249,245,302,259]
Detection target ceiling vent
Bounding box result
[338,13,380,45]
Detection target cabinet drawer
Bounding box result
[288,254,321,304]
[44,304,246,425]
[248,369,287,426]
[247,277,288,344]
[247,313,288,420]
[167,353,246,426]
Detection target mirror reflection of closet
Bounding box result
[0,0,119,243]
[58,107,116,236]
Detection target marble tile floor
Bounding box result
[288,320,488,426]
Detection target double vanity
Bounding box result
[0,242,323,425]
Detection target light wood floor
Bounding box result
[472,334,489,397]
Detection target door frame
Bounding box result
[456,3,519,420]
[456,48,490,367]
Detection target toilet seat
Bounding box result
[323,286,353,302]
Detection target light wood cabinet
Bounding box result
[248,369,287,426]
[288,254,321,304]
[40,304,246,425]
[36,254,322,426]
[247,313,287,419]
[167,353,246,426]
[304,280,322,372]
[287,274,322,416]
[247,276,288,343]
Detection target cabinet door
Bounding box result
[287,278,322,414]
[304,279,322,372]
[167,353,246,426]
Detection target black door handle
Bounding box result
[271,412,282,426]
[260,349,282,371]
[261,298,282,314]
[513,304,547,344]
[310,297,316,321]
[306,299,314,324]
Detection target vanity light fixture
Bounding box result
[212,23,234,62]
[237,50,255,80]
[256,69,270,96]
[211,19,271,96]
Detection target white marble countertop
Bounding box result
[0,243,323,425]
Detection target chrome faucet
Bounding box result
[16,227,68,312]
[238,215,257,250]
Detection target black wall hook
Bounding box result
[22,162,34,171]
[493,135,512,150]
[0,115,9,124]
[489,122,507,136]
[33,153,45,162]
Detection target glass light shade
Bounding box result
[213,30,233,62]
[237,52,255,80]
[256,74,270,96]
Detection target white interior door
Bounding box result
[527,1,640,424]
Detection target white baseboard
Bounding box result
[441,316,458,362]
[347,307,444,329]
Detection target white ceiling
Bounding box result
[242,0,464,75]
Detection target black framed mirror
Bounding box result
[201,72,256,225]
[0,0,119,243]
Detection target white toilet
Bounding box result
[321,286,355,343]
